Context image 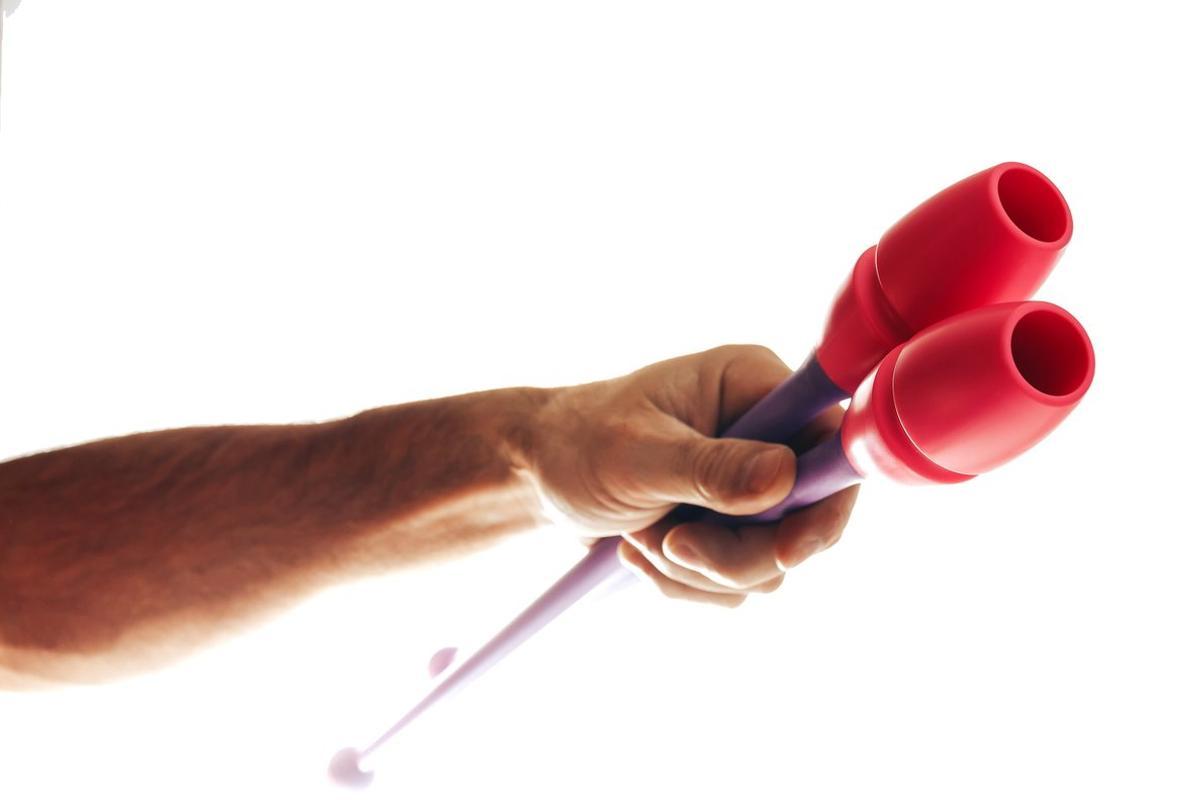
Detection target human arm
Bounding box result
[0,345,857,685]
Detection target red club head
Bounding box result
[816,163,1073,392]
[841,301,1094,484]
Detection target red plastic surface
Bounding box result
[840,346,968,486]
[815,246,911,394]
[842,301,1094,483]
[816,163,1072,392]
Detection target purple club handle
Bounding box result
[331,354,857,785]
[352,537,627,766]
[722,351,849,442]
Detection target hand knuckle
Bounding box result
[741,343,779,363]
[706,343,745,361]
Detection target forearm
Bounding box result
[0,388,549,683]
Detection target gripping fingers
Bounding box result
[623,524,741,595]
[617,541,747,608]
[620,521,788,604]
[774,484,860,570]
[661,522,786,591]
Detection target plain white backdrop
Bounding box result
[2,1,1198,798]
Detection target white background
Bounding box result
[2,1,1198,798]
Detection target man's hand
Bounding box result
[524,346,860,607]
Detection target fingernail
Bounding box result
[779,536,826,570]
[742,450,786,496]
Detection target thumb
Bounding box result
[668,434,796,516]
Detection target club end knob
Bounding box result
[328,747,374,790]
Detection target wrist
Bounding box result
[487,385,575,528]
[488,386,553,473]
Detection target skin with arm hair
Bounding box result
[0,345,857,686]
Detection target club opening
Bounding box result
[997,167,1070,243]
[1010,309,1092,397]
